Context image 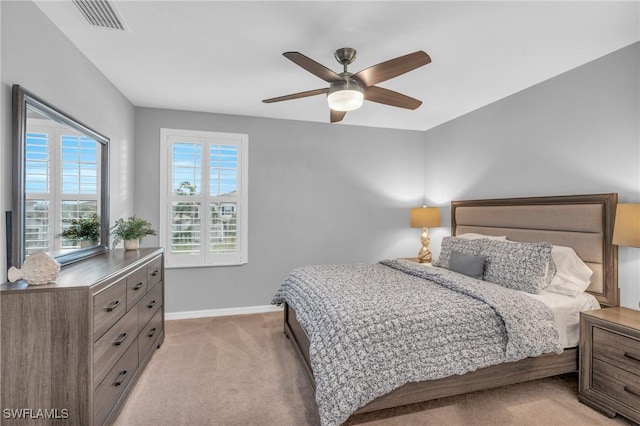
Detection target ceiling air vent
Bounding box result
[72,0,126,31]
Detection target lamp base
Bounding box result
[417,228,432,263]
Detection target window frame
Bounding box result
[159,128,248,268]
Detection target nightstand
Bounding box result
[579,307,640,423]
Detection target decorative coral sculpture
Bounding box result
[8,251,61,286]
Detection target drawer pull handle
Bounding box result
[624,352,640,363]
[147,327,157,338]
[624,386,640,398]
[133,282,144,290]
[105,300,121,312]
[147,300,156,309]
[113,332,128,346]
[113,370,128,387]
[150,269,160,276]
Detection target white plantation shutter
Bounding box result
[160,129,248,267]
[24,121,100,255]
[24,199,49,255]
[25,132,49,193]
[24,132,51,255]
[61,135,99,195]
[59,135,100,249]
[209,202,237,254]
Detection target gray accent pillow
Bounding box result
[433,237,483,269]
[449,250,486,279]
[481,240,553,294]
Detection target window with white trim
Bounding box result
[160,129,248,267]
[24,119,101,256]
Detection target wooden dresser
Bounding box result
[579,307,640,423]
[0,248,165,425]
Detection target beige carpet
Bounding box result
[114,312,632,426]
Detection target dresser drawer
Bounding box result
[138,308,163,364]
[126,267,148,310]
[93,308,138,388]
[94,279,127,340]
[593,358,640,410]
[593,327,640,376]
[94,339,139,426]
[147,256,163,288]
[138,283,163,331]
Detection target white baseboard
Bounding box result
[165,304,283,321]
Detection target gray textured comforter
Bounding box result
[271,260,562,426]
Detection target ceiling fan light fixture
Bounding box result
[327,80,364,112]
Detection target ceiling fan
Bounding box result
[262,47,431,123]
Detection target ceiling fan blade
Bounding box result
[352,51,431,87]
[283,52,344,83]
[262,88,328,103]
[365,86,422,110]
[330,109,346,123]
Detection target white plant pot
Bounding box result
[80,240,96,248]
[124,239,140,250]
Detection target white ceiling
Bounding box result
[34,1,639,131]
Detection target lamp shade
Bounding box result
[410,206,441,228]
[612,203,640,247]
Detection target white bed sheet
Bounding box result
[522,290,600,348]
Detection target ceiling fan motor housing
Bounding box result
[334,47,357,66]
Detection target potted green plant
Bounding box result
[110,216,156,250]
[57,213,100,248]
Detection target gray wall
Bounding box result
[134,109,426,312]
[0,1,136,278]
[424,43,640,308]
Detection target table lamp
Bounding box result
[410,206,441,263]
[612,203,640,308]
[612,204,640,248]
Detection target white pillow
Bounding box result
[544,245,593,297]
[456,233,508,241]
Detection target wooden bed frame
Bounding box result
[283,193,619,416]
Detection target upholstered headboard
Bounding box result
[451,193,619,307]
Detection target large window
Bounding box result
[160,129,248,267]
[24,120,100,255]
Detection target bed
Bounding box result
[275,193,618,425]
